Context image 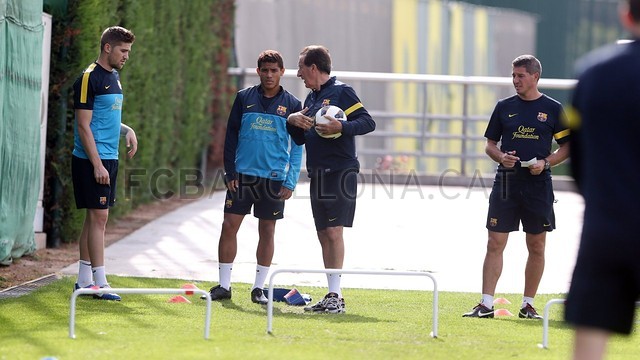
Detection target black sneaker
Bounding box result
[303,298,327,312]
[519,303,542,319]
[462,303,494,318]
[304,292,345,314]
[325,295,346,314]
[250,288,268,305]
[201,284,232,300]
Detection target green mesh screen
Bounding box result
[0,0,44,264]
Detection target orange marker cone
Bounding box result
[494,308,514,317]
[493,297,511,304]
[168,295,191,303]
[181,283,199,296]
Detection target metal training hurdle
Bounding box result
[266,268,438,337]
[69,288,213,339]
[539,298,566,349]
[540,298,640,349]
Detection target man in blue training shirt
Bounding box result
[462,55,570,319]
[72,26,137,301]
[287,45,376,314]
[204,50,303,305]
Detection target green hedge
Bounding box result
[43,0,234,245]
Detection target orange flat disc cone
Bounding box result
[168,295,191,303]
[493,297,511,304]
[494,308,514,317]
[181,283,199,296]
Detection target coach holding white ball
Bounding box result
[287,45,376,314]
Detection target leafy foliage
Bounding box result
[43,0,234,244]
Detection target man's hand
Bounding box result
[94,164,110,185]
[529,159,546,176]
[279,187,293,200]
[500,150,519,168]
[287,108,314,130]
[125,129,138,158]
[315,115,343,136]
[226,179,238,193]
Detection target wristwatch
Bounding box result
[544,159,551,171]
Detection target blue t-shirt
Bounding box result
[72,62,123,160]
[224,85,303,190]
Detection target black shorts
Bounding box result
[224,173,285,220]
[486,178,555,234]
[72,155,118,209]
[565,232,640,334]
[310,169,357,231]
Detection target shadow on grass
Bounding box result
[0,277,85,354]
[516,318,571,331]
[66,276,218,337]
[215,299,390,325]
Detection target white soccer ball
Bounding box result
[314,105,345,139]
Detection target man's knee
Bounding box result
[486,232,508,254]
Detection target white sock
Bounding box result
[252,265,269,290]
[77,260,93,287]
[481,294,494,308]
[522,296,534,308]
[327,273,342,297]
[218,263,233,290]
[92,266,108,287]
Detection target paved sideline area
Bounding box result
[62,181,584,294]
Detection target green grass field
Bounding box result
[0,276,637,360]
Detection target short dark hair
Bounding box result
[629,0,640,22]
[512,54,542,77]
[300,45,331,74]
[100,26,135,52]
[257,50,284,69]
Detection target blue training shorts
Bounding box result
[565,232,640,334]
[224,173,285,220]
[310,169,357,231]
[72,155,118,209]
[486,177,555,234]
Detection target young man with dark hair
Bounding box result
[204,50,303,305]
[72,26,137,301]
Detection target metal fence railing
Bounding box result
[228,68,577,178]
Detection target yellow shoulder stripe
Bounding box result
[80,63,97,104]
[563,106,581,130]
[344,102,363,116]
[554,129,570,140]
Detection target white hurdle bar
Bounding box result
[266,268,438,337]
[69,288,212,339]
[539,298,566,349]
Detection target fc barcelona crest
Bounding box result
[322,99,331,107]
[276,105,286,116]
[225,199,233,208]
[99,196,107,205]
[537,112,548,122]
[489,218,498,227]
